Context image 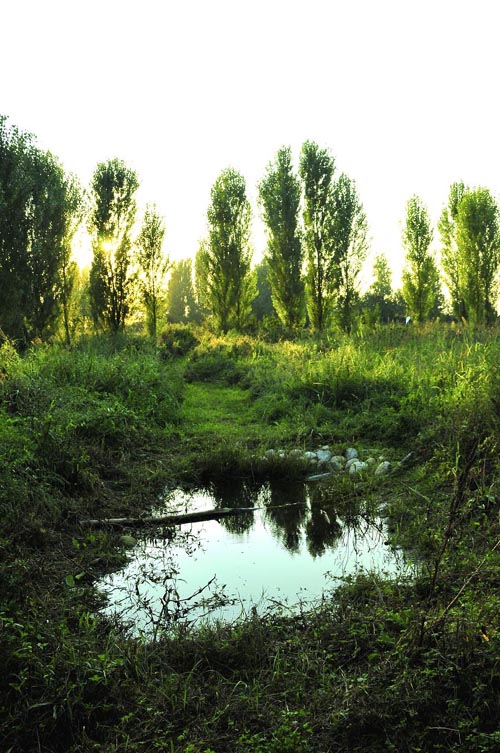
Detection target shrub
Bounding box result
[159,324,200,358]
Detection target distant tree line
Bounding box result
[2,114,500,346]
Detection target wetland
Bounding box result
[2,326,500,752]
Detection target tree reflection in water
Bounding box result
[208,478,379,556]
[208,477,258,534]
[262,481,308,552]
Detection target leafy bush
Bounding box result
[159,323,200,357]
[185,343,248,384]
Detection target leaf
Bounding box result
[120,534,137,548]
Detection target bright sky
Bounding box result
[3,0,500,285]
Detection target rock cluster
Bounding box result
[263,445,392,477]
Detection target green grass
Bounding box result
[181,383,257,441]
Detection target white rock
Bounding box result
[329,457,344,471]
[331,455,346,467]
[349,460,368,475]
[345,457,359,469]
[345,447,358,460]
[264,449,276,458]
[304,451,318,460]
[375,461,391,475]
[366,457,376,465]
[316,449,332,464]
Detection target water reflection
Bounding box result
[261,481,308,552]
[100,479,408,633]
[208,477,257,534]
[204,477,371,558]
[306,507,343,557]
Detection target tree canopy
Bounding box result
[299,141,336,331]
[456,187,500,325]
[329,173,368,332]
[88,159,139,333]
[197,168,255,332]
[135,204,170,337]
[258,146,304,330]
[401,196,440,322]
[0,116,83,344]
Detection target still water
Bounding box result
[99,479,408,633]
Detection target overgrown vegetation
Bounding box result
[1,324,500,750]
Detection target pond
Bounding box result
[99,478,410,634]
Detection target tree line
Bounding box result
[2,114,500,346]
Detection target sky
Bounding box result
[3,0,500,285]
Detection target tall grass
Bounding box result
[0,336,184,539]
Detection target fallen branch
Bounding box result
[80,502,304,528]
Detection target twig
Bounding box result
[430,536,500,629]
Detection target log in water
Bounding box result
[80,502,304,528]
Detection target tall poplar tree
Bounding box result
[401,196,440,322]
[456,188,500,325]
[22,150,69,340]
[438,182,468,319]
[88,159,139,333]
[362,254,402,324]
[0,116,32,340]
[330,173,368,332]
[258,147,304,330]
[198,168,255,332]
[135,204,169,337]
[166,258,199,323]
[0,116,83,343]
[57,174,85,346]
[299,141,336,331]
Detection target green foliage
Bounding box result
[329,173,369,332]
[197,168,255,333]
[258,146,304,330]
[135,204,170,337]
[56,174,85,346]
[401,196,440,322]
[456,187,500,325]
[0,337,183,505]
[88,159,139,333]
[184,339,248,385]
[439,181,468,318]
[363,254,404,325]
[166,258,201,324]
[159,323,200,357]
[299,143,368,332]
[440,184,500,325]
[0,116,84,344]
[299,141,336,331]
[56,264,92,343]
[251,260,276,324]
